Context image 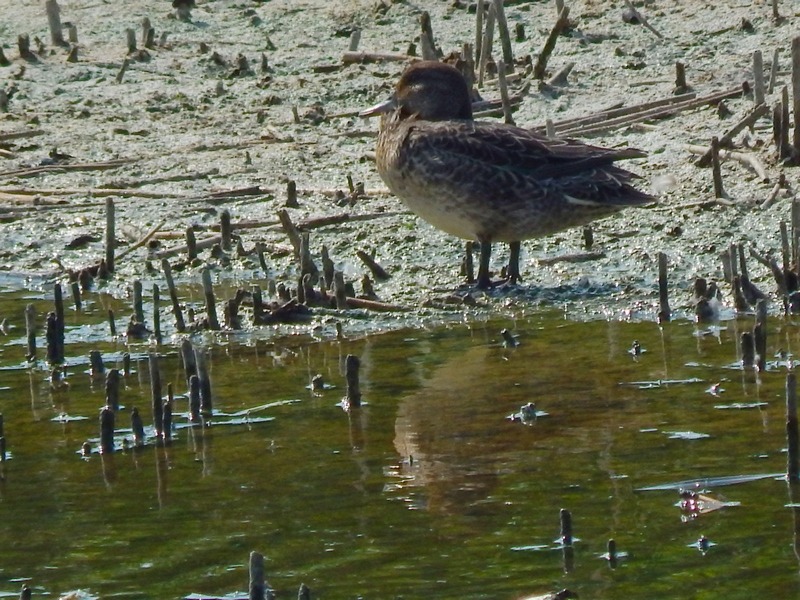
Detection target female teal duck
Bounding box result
[360,60,654,289]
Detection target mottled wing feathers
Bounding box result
[402,119,653,208]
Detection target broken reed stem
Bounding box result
[782,86,792,159]
[657,252,671,323]
[105,369,120,411]
[475,0,485,68]
[24,303,36,361]
[710,137,724,198]
[464,241,475,284]
[419,12,437,61]
[116,58,130,84]
[348,29,361,52]
[695,103,769,167]
[201,267,220,330]
[356,250,390,281]
[333,271,347,309]
[149,352,163,437]
[47,284,65,365]
[493,0,514,73]
[792,37,800,154]
[161,259,186,332]
[181,338,198,388]
[46,0,66,47]
[249,551,266,600]
[194,346,213,414]
[768,48,780,94]
[100,406,115,453]
[497,60,515,125]
[753,50,766,105]
[788,373,800,482]
[344,354,362,409]
[755,299,768,372]
[163,384,173,441]
[105,196,115,274]
[560,508,573,546]
[133,280,145,325]
[89,350,105,378]
[477,1,496,87]
[220,209,232,251]
[674,61,687,94]
[108,309,116,336]
[152,283,162,343]
[533,6,570,80]
[71,281,81,311]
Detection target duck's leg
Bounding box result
[477,240,492,289]
[507,241,522,285]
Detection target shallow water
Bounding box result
[1,288,800,599]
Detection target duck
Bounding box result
[359,60,654,289]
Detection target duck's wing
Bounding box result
[404,120,654,207]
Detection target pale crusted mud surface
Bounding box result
[0,0,798,333]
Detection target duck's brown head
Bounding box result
[360,61,473,122]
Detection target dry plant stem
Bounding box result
[657,252,671,322]
[149,352,163,436]
[24,303,36,361]
[788,373,800,482]
[220,209,232,251]
[755,299,768,371]
[419,12,437,60]
[344,354,362,408]
[0,158,133,180]
[792,37,800,154]
[497,60,515,125]
[341,51,411,64]
[493,0,514,73]
[710,137,724,198]
[547,61,574,87]
[475,0,485,66]
[537,251,605,265]
[555,85,745,137]
[0,130,44,143]
[133,280,145,324]
[623,0,664,39]
[769,48,780,94]
[153,284,162,343]
[793,198,800,274]
[115,219,164,262]
[99,406,114,453]
[333,271,347,309]
[249,552,266,600]
[277,209,302,257]
[753,50,765,105]
[347,296,407,312]
[477,2,496,87]
[533,6,570,80]
[116,58,130,84]
[71,282,81,311]
[773,0,782,21]
[782,86,792,159]
[674,61,687,93]
[46,0,66,47]
[685,144,767,181]
[356,250,390,281]
[694,103,769,167]
[348,29,360,52]
[201,268,220,330]
[781,221,791,273]
[161,259,186,333]
[105,198,115,272]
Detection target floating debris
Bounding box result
[620,377,705,389]
[689,534,716,554]
[507,402,548,423]
[678,488,741,519]
[665,431,710,440]
[51,413,90,423]
[705,382,725,396]
[628,340,645,356]
[637,472,783,492]
[714,402,768,410]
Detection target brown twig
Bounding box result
[623,0,664,39]
[533,6,570,80]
